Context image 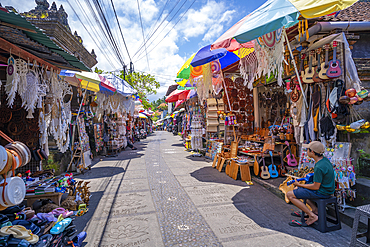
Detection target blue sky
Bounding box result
[1,0,265,101]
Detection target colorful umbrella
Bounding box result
[213,0,358,46]
[175,99,185,109]
[101,73,137,96]
[165,89,190,103]
[190,45,227,67]
[177,54,195,80]
[138,113,147,119]
[98,75,116,95]
[187,89,197,100]
[60,70,101,92]
[177,48,244,80]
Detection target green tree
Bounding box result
[120,71,160,109]
[94,67,104,74]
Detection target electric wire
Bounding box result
[72,0,120,65]
[133,0,183,59]
[135,0,196,63]
[65,0,118,70]
[92,0,126,67]
[82,0,123,65]
[132,0,176,58]
[134,0,189,60]
[85,0,126,67]
[110,0,132,63]
[136,0,150,71]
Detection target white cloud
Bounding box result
[179,1,235,43]
[3,0,237,100]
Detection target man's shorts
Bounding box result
[293,187,331,200]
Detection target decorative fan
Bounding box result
[262,31,276,48]
[239,100,246,108]
[0,107,12,123]
[234,77,245,89]
[7,121,25,136]
[211,61,221,74]
[247,114,255,122]
[238,90,245,99]
[191,65,203,78]
[224,78,233,87]
[230,89,238,98]
[275,27,283,42]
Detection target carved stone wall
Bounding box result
[22,0,97,69]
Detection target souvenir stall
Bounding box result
[209,0,364,208]
[0,9,91,244]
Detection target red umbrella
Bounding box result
[165,89,190,103]
[175,99,185,108]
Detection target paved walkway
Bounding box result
[75,131,352,247]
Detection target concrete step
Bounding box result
[252,175,369,231]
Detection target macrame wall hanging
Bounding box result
[239,28,285,89]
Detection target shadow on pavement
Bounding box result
[231,188,349,246]
[185,154,211,163]
[74,190,104,235]
[171,143,184,147]
[190,167,248,187]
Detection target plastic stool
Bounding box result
[301,196,341,233]
[350,204,370,246]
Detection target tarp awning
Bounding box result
[101,73,137,96]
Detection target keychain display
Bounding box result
[225,113,237,126]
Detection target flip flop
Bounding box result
[12,220,41,235]
[50,218,72,235]
[40,221,54,235]
[36,213,57,222]
[71,231,87,247]
[289,219,308,227]
[33,234,53,247]
[6,212,26,222]
[64,225,77,238]
[0,234,9,245]
[62,210,73,218]
[0,214,9,225]
[8,226,39,244]
[51,208,65,217]
[21,207,35,220]
[0,205,25,215]
[291,211,309,218]
[6,236,30,247]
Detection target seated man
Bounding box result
[287,141,335,226]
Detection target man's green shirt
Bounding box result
[313,157,335,195]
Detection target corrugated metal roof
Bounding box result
[0,10,90,71]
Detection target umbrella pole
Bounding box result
[222,79,237,141]
[284,30,308,108]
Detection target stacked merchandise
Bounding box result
[218,99,225,132]
[107,114,127,150]
[190,112,203,150]
[116,115,127,148]
[76,115,90,152]
[93,124,104,153]
[206,98,219,132]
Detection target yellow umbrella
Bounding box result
[177,54,195,79]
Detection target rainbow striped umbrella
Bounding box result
[212,0,358,47]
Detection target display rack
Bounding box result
[93,123,104,153]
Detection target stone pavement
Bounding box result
[75,131,352,247]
